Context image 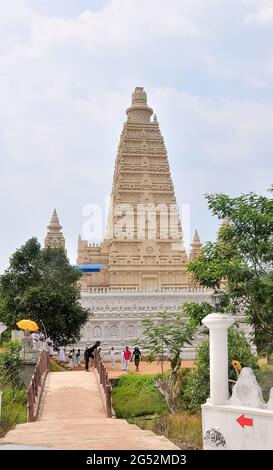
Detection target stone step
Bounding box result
[1,429,158,441]
[6,424,147,436]
[1,419,179,450]
[3,425,161,434]
[2,434,177,450]
[15,418,140,429]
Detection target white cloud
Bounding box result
[16,0,201,53]
[0,0,273,271]
[152,88,273,193]
[245,0,273,24]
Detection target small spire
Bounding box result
[47,209,62,231]
[192,229,201,246]
[153,114,158,122]
[78,234,82,241]
[44,209,65,249]
[190,229,202,260]
[126,86,153,123]
[131,87,148,106]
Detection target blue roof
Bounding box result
[72,264,103,273]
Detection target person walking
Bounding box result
[120,349,127,370]
[31,332,39,351]
[132,346,142,372]
[109,347,116,369]
[46,336,54,357]
[84,341,101,371]
[76,349,81,367]
[38,332,45,352]
[59,346,65,363]
[124,346,131,372]
[68,349,75,369]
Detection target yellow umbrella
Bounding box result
[16,319,39,332]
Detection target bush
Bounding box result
[0,328,11,346]
[129,411,202,450]
[182,326,258,411]
[0,387,27,435]
[255,366,273,401]
[0,340,24,393]
[153,411,202,449]
[0,341,27,436]
[112,374,168,418]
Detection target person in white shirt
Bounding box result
[31,332,39,351]
[75,349,81,367]
[59,346,65,363]
[46,337,54,357]
[38,332,45,351]
[109,347,116,369]
[120,349,127,370]
[68,349,77,368]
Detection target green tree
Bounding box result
[0,238,89,346]
[140,305,210,412]
[141,310,200,376]
[188,188,273,352]
[140,311,168,375]
[182,327,258,411]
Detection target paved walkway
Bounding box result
[0,371,178,450]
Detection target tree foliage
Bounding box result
[139,304,212,413]
[188,189,273,352]
[141,306,206,375]
[182,327,258,411]
[0,238,89,346]
[0,340,24,393]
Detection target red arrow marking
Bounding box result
[236,414,253,428]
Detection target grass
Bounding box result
[112,374,168,418]
[0,387,27,437]
[154,411,202,449]
[129,411,202,450]
[50,359,67,372]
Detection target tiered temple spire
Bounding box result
[77,87,190,289]
[44,209,65,249]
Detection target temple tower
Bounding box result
[44,209,65,249]
[78,87,194,289]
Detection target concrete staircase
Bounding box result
[0,371,178,450]
[1,418,178,450]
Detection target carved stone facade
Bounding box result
[75,288,250,359]
[77,87,202,290]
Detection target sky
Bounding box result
[1,0,273,271]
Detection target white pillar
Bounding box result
[202,312,234,406]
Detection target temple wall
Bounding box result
[75,289,252,359]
